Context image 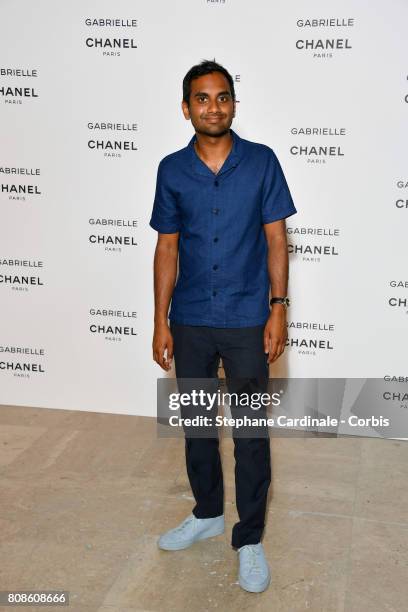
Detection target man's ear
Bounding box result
[181,100,190,120]
[232,100,236,118]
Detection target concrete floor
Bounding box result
[0,404,407,612]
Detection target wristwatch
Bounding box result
[270,296,290,308]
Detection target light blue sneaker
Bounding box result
[158,513,225,551]
[238,542,271,592]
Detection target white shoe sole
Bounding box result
[239,571,271,593]
[158,521,225,551]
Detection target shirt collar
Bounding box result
[188,128,243,177]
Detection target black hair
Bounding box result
[182,59,235,106]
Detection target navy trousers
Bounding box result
[169,321,272,549]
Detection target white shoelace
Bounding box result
[241,545,263,574]
[174,515,195,533]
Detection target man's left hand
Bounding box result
[263,305,288,364]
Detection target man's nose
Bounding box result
[207,97,221,113]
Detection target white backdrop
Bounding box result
[1,0,407,416]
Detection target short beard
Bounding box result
[194,126,231,138]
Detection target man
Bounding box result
[149,60,297,593]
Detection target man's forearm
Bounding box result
[153,243,178,325]
[267,233,289,298]
[263,224,290,361]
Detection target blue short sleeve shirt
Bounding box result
[149,128,297,328]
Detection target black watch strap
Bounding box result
[270,297,290,307]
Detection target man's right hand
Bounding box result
[152,321,174,371]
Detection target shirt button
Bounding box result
[212,290,217,297]
[214,180,219,187]
[213,264,218,270]
[213,237,219,242]
[212,208,219,214]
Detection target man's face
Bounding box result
[182,71,235,137]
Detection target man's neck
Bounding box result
[194,129,233,163]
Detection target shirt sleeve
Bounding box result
[149,159,181,233]
[261,148,297,224]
